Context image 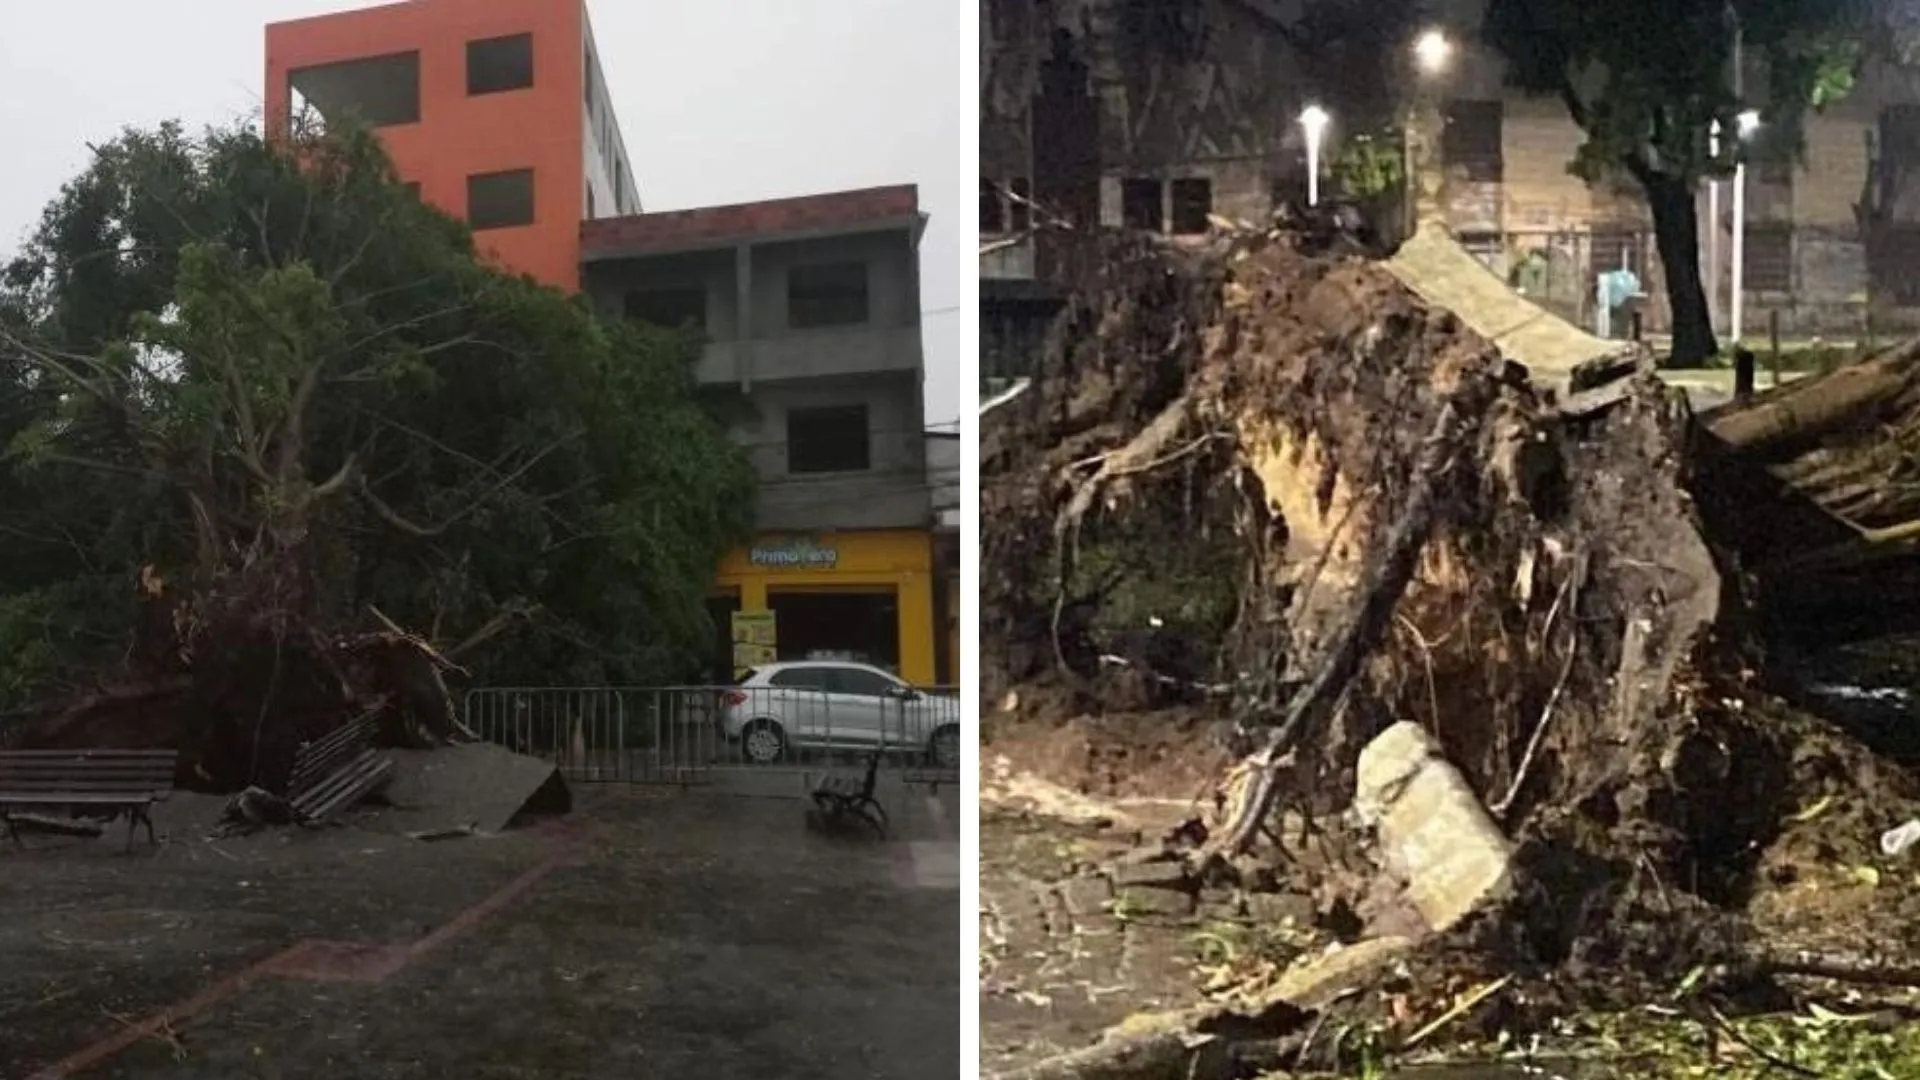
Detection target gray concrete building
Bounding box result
[579,186,934,533]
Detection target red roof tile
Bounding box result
[580,185,918,256]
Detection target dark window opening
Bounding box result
[289,51,421,128]
[1170,177,1212,234]
[767,592,901,674]
[586,186,596,219]
[788,262,870,328]
[584,47,597,108]
[467,169,535,230]
[1442,100,1505,183]
[1009,177,1033,231]
[1121,177,1162,231]
[613,160,625,209]
[787,404,871,473]
[467,33,533,95]
[981,179,1006,233]
[1744,227,1793,292]
[624,287,707,332]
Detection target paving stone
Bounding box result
[1109,859,1192,890]
[1117,885,1196,918]
[1057,874,1115,916]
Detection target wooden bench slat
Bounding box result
[0,792,159,803]
[0,751,177,760]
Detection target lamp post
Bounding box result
[1707,120,1722,333]
[1730,108,1760,344]
[1404,29,1452,235]
[1300,105,1330,206]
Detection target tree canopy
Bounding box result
[1482,0,1874,364]
[0,120,754,710]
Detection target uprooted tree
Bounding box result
[0,120,754,786]
[983,217,1920,1055]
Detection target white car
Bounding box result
[719,661,961,769]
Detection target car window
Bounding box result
[827,667,899,697]
[768,667,829,691]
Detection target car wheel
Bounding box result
[741,719,787,764]
[927,724,960,770]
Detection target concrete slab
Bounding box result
[377,743,570,834]
[1386,228,1637,386]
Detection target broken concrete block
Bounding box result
[1353,721,1513,934]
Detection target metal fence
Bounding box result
[462,686,962,787]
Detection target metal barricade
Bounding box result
[462,684,963,787]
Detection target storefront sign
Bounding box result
[748,537,839,569]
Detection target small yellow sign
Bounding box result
[731,610,777,675]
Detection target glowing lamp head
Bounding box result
[1414,29,1452,74]
[1737,109,1761,137]
[1299,104,1331,139]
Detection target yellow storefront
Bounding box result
[714,530,937,687]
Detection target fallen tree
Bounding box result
[982,217,1920,1076]
[0,120,753,788]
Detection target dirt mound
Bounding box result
[981,217,1920,1074]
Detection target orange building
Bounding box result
[267,1,946,687]
[265,0,640,291]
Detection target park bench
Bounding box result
[287,714,394,825]
[810,751,887,837]
[0,749,178,851]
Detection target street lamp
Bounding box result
[1300,104,1330,207]
[1405,30,1452,235]
[1731,108,1761,344]
[1414,29,1452,75]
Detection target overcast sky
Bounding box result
[0,0,960,425]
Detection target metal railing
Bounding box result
[462,685,962,786]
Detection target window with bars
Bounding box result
[1442,100,1505,183]
[788,262,870,329]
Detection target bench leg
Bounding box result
[3,812,17,847]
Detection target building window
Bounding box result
[788,262,869,328]
[467,169,535,230]
[624,288,707,332]
[1008,177,1032,231]
[1442,100,1505,183]
[586,186,596,219]
[584,46,597,109]
[787,405,871,473]
[467,34,533,95]
[1744,227,1793,292]
[1169,177,1212,234]
[288,51,421,128]
[1121,178,1162,231]
[981,179,1006,233]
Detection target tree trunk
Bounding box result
[1642,169,1718,366]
